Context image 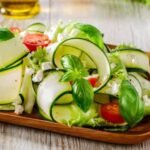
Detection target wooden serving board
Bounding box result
[0,45,150,145]
[0,110,150,145]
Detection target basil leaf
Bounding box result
[60,70,76,82]
[72,78,94,112]
[75,23,104,49]
[119,80,144,127]
[61,55,93,112]
[61,55,85,70]
[0,28,14,41]
[61,55,88,81]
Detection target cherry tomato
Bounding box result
[9,27,21,33]
[23,33,50,52]
[87,75,100,87]
[100,101,125,123]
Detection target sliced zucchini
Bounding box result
[94,93,110,104]
[0,63,23,104]
[0,104,15,111]
[116,49,150,74]
[128,74,142,98]
[25,22,46,33]
[52,38,111,92]
[79,52,96,69]
[0,60,22,72]
[129,72,150,97]
[37,71,73,120]
[20,67,36,114]
[0,37,28,69]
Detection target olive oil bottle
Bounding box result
[0,0,40,19]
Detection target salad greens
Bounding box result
[0,21,150,132]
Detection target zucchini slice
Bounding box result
[0,37,28,70]
[37,71,73,120]
[94,93,110,104]
[0,104,15,111]
[130,72,150,97]
[19,67,36,114]
[0,60,22,72]
[52,38,111,92]
[25,22,46,33]
[116,49,150,75]
[0,63,23,104]
[128,74,142,98]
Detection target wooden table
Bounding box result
[0,0,150,149]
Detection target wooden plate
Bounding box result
[0,45,150,145]
[0,110,150,145]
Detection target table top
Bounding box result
[0,0,150,149]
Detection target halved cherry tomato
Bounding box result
[100,101,125,123]
[88,77,97,87]
[9,27,21,33]
[23,33,50,52]
[87,75,99,87]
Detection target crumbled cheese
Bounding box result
[25,67,35,75]
[143,95,150,106]
[19,31,26,39]
[107,80,120,95]
[14,105,24,115]
[41,62,52,71]
[32,70,43,83]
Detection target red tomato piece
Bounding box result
[100,101,125,123]
[9,27,21,33]
[87,75,100,87]
[88,77,97,87]
[23,33,50,52]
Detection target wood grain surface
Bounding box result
[0,0,150,149]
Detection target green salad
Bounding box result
[0,21,150,132]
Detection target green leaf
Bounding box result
[60,70,76,82]
[113,44,136,51]
[0,28,14,41]
[72,78,94,112]
[60,55,93,112]
[32,47,50,64]
[131,0,150,5]
[61,55,84,70]
[32,47,47,60]
[119,80,144,127]
[75,23,104,49]
[61,55,88,81]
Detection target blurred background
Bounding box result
[0,0,150,51]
